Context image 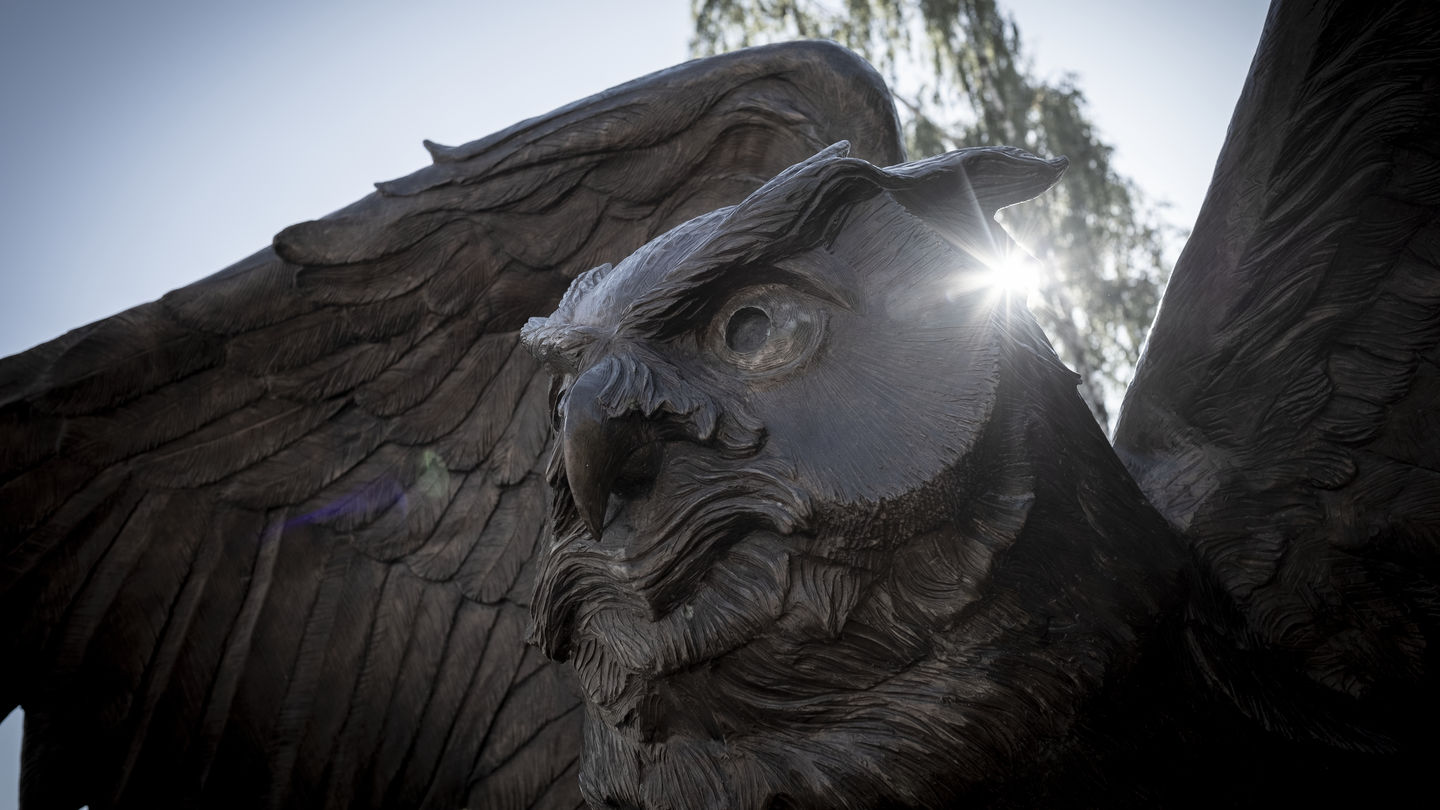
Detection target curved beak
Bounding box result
[560,367,658,540]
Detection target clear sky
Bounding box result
[0,1,1268,805]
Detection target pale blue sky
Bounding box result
[0,1,1267,806]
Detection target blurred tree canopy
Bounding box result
[692,0,1176,429]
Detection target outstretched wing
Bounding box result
[1114,0,1440,749]
[0,41,902,809]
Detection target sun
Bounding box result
[948,244,1047,303]
[980,249,1045,296]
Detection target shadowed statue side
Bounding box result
[0,42,902,810]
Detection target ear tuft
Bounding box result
[966,148,1068,214]
[888,147,1067,223]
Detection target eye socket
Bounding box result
[709,284,825,376]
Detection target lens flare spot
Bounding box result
[980,251,1044,295]
[946,247,1048,303]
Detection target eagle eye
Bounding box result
[710,284,824,376]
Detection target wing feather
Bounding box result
[457,473,550,604]
[1116,0,1440,748]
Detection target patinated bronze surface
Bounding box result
[2,1,1439,807]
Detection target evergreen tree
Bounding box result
[693,0,1176,429]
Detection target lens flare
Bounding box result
[947,246,1047,304]
[980,251,1044,295]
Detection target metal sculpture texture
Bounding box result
[1,1,1437,808]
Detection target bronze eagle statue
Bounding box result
[2,1,1438,807]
